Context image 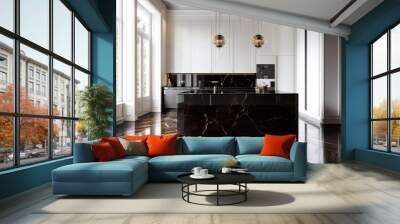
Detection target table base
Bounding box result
[181,183,249,206]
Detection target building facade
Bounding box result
[0,42,76,156]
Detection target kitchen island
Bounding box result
[177,89,298,137]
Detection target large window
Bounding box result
[138,4,151,96]
[0,0,14,32]
[371,23,400,153]
[0,0,91,170]
[135,4,152,116]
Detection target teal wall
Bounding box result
[0,158,72,199]
[343,0,400,171]
[92,31,116,135]
[0,0,116,200]
[70,0,116,134]
[355,149,400,172]
[91,0,116,135]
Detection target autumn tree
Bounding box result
[372,99,400,144]
[0,85,60,153]
[0,85,14,151]
[391,99,400,143]
[372,100,387,141]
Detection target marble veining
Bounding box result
[177,90,298,137]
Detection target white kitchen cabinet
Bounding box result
[276,55,295,92]
[255,22,279,56]
[167,14,212,73]
[167,20,192,73]
[232,16,256,73]
[190,19,213,73]
[167,11,296,76]
[277,25,296,55]
[256,55,276,65]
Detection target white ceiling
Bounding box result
[222,0,352,23]
[163,0,383,24]
[162,0,383,36]
[163,0,195,10]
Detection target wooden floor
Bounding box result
[1,162,400,224]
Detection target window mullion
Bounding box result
[49,0,54,160]
[370,45,373,149]
[71,10,76,153]
[388,30,391,152]
[13,0,21,167]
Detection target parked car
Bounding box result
[9,150,32,160]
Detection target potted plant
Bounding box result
[79,84,113,140]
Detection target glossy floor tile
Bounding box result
[116,110,177,136]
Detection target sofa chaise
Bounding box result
[52,137,307,196]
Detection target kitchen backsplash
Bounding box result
[167,73,256,88]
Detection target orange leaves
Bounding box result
[0,85,60,149]
[0,116,13,148]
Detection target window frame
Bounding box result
[136,3,152,100]
[370,21,400,154]
[0,0,92,171]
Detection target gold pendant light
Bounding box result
[252,21,265,48]
[214,34,225,48]
[252,34,264,48]
[214,12,225,48]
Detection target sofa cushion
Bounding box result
[101,137,127,158]
[260,134,296,159]
[147,134,177,157]
[124,135,148,142]
[119,138,147,156]
[235,137,263,155]
[236,155,293,172]
[180,137,235,155]
[91,142,118,162]
[149,154,235,172]
[53,158,147,183]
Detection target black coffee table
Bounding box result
[177,173,255,206]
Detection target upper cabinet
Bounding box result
[190,18,213,73]
[167,19,192,73]
[167,13,213,73]
[232,16,256,73]
[166,11,296,74]
[277,25,296,55]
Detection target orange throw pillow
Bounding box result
[146,134,177,157]
[124,135,148,142]
[91,142,117,161]
[260,134,296,159]
[101,137,126,158]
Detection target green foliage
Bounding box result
[79,84,113,140]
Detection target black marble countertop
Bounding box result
[177,89,298,136]
[163,86,200,90]
[177,89,295,95]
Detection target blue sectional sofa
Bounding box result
[52,137,307,196]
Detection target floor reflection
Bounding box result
[298,120,341,164]
[116,110,177,137]
[116,110,340,163]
